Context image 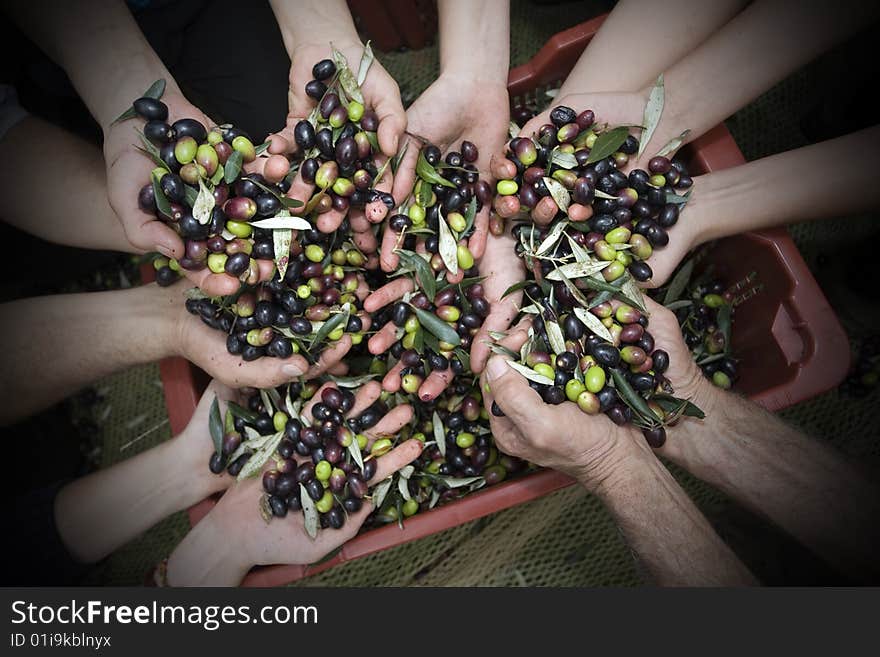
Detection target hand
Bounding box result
[469,225,525,373]
[104,90,263,296]
[163,281,363,387]
[166,382,422,586]
[386,74,510,272]
[266,40,405,238]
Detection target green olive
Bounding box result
[605,227,632,244]
[371,438,393,456]
[533,363,555,380]
[455,432,476,448]
[305,244,325,262]
[232,135,256,162]
[447,211,467,233]
[585,366,606,393]
[315,489,334,514]
[315,460,332,481]
[273,411,288,432]
[457,244,475,270]
[402,498,419,517]
[174,136,198,164]
[226,220,253,238]
[496,179,519,195]
[565,378,585,402]
[207,253,228,273]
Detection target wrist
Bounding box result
[166,511,251,586]
[587,432,657,499]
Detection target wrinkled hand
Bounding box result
[386,74,510,272]
[265,40,406,239]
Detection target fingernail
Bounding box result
[486,357,509,382]
[282,364,305,378]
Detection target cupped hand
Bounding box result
[386,74,510,272]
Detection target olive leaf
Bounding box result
[717,303,732,355]
[555,269,591,309]
[454,347,471,373]
[542,177,570,214]
[609,369,658,428]
[663,258,694,305]
[309,305,350,351]
[506,360,554,386]
[665,189,692,206]
[593,189,617,200]
[462,196,478,237]
[395,249,436,301]
[500,280,533,299]
[299,483,319,539]
[209,396,224,457]
[619,276,649,314]
[565,234,590,263]
[416,179,433,207]
[391,138,409,175]
[416,151,456,188]
[545,318,566,354]
[550,148,578,169]
[574,307,613,343]
[364,131,381,154]
[284,384,296,417]
[237,430,285,481]
[250,216,312,230]
[433,475,484,489]
[656,129,690,159]
[348,435,365,471]
[184,184,199,208]
[638,74,664,159]
[243,176,304,208]
[227,400,259,423]
[254,141,271,157]
[664,299,693,311]
[653,394,705,420]
[488,343,520,359]
[357,40,374,86]
[331,45,364,104]
[112,78,166,124]
[545,260,610,281]
[209,164,225,186]
[586,126,630,164]
[437,211,459,276]
[273,228,292,280]
[372,477,393,510]
[193,179,215,225]
[412,306,461,346]
[508,121,521,139]
[488,330,509,340]
[260,389,275,417]
[136,131,166,165]
[151,173,172,218]
[397,476,412,501]
[432,411,446,458]
[330,373,380,387]
[536,220,568,256]
[429,488,441,509]
[224,150,243,184]
[224,408,235,434]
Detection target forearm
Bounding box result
[559,0,746,95]
[645,0,880,157]
[0,283,177,424]
[594,439,756,586]
[660,391,880,581]
[438,0,509,83]
[54,436,226,564]
[690,126,880,245]
[5,0,177,130]
[0,116,133,252]
[270,0,360,53]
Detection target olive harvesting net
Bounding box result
[86,2,879,587]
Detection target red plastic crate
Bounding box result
[144,13,850,585]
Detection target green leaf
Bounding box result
[364,131,381,154]
[254,141,271,157]
[112,78,165,124]
[330,373,380,387]
[664,299,693,312]
[536,219,568,255]
[610,369,657,427]
[332,45,364,104]
[299,483,319,539]
[653,394,705,420]
[417,179,433,207]
[501,280,532,299]
[224,150,243,184]
[412,306,461,346]
[619,276,648,314]
[506,360,553,385]
[151,173,172,218]
[663,258,694,305]
[209,397,224,457]
[417,151,456,188]
[638,74,664,159]
[274,228,292,280]
[462,196,478,237]
[488,343,520,359]
[135,145,169,171]
[227,400,259,423]
[398,475,412,501]
[391,138,409,175]
[545,318,566,354]
[437,210,459,276]
[665,189,692,206]
[549,147,578,169]
[454,347,470,373]
[210,163,226,185]
[432,411,446,458]
[395,249,436,301]
[310,305,350,351]
[587,126,630,164]
[348,435,364,471]
[184,184,199,208]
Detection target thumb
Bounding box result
[484,356,547,430]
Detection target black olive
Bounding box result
[133,97,168,121]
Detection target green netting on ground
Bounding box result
[84,0,879,586]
